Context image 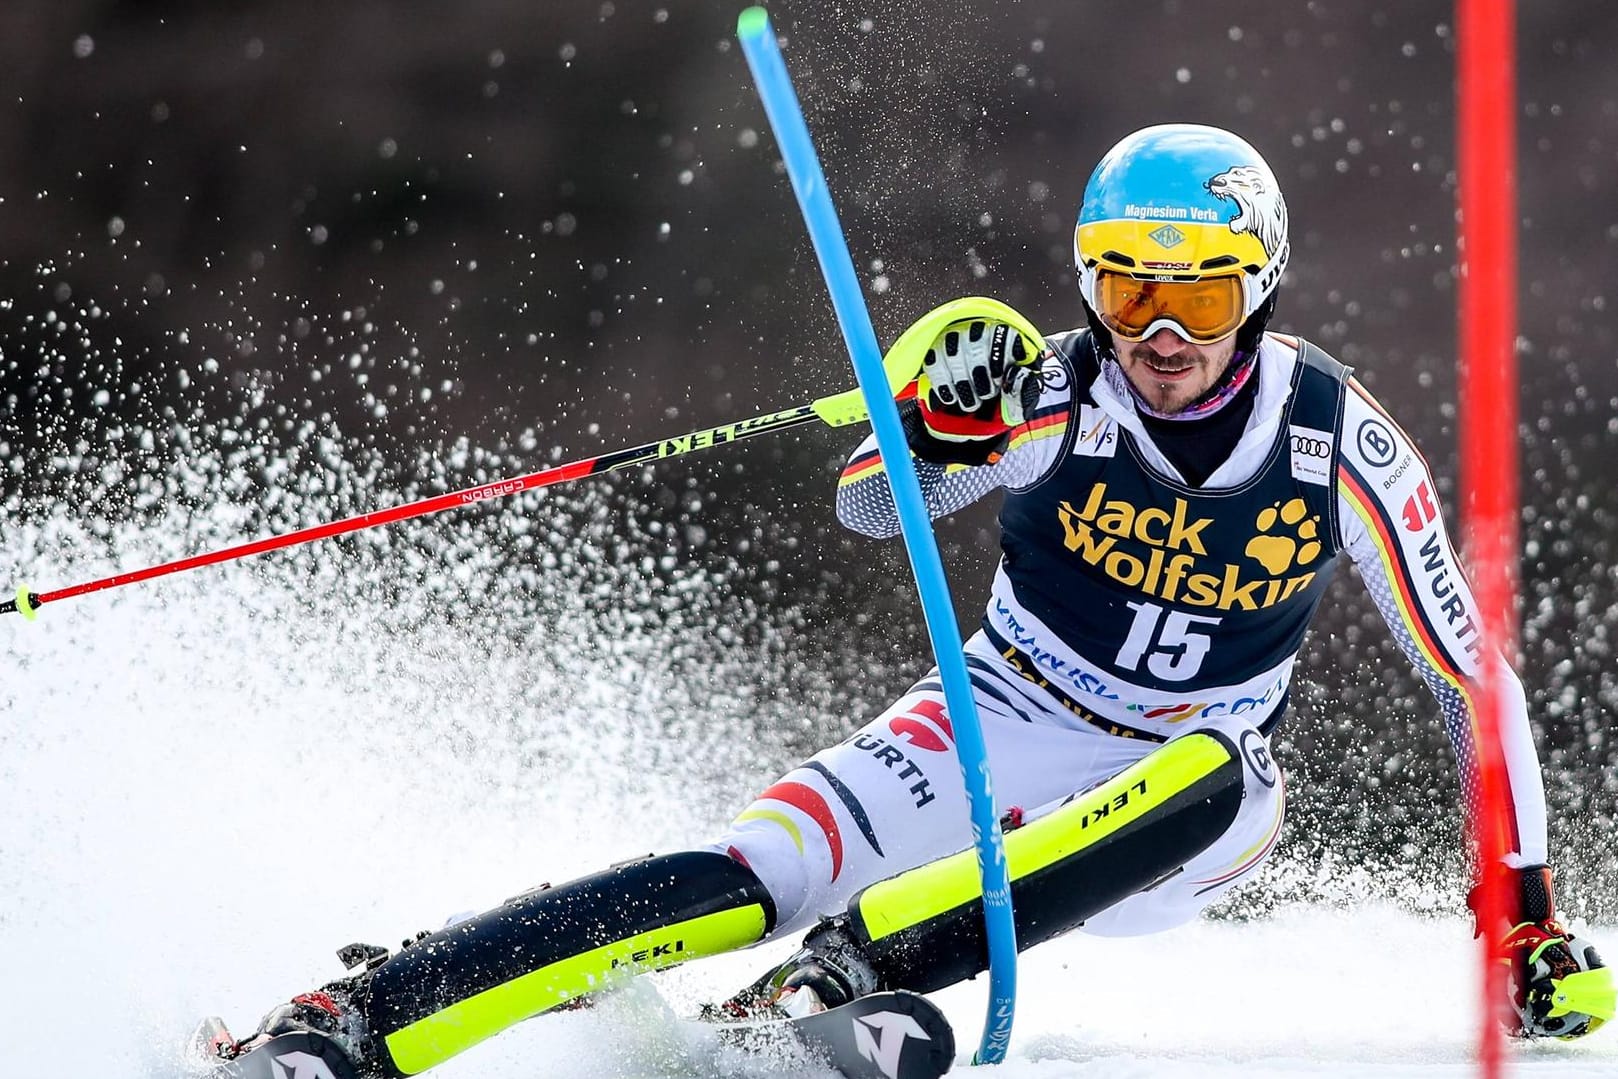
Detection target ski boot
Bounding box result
[713,917,879,1020]
[246,984,373,1062]
[195,941,399,1078]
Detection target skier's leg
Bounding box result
[713,675,1142,936]
[228,672,1088,1074]
[709,673,1136,1013]
[740,712,1280,998]
[238,850,777,1077]
[1080,716,1286,937]
[363,851,775,1073]
[227,665,1143,1074]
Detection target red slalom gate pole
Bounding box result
[1456,1,1518,1076]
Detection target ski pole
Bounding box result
[1,349,920,622]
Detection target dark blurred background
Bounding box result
[2,1,1616,913]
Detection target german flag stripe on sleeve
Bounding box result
[1337,457,1477,711]
[1006,408,1069,454]
[839,448,885,487]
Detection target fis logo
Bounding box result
[853,1010,932,1079]
[1073,403,1118,458]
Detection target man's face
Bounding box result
[1116,328,1239,415]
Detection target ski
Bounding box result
[190,1018,358,1079]
[190,990,952,1079]
[712,990,955,1079]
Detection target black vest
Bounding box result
[994,333,1350,695]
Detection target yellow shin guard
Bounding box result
[847,729,1244,993]
[365,851,774,1074]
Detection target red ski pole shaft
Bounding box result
[3,313,936,620]
[3,402,830,620]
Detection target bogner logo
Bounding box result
[1057,483,1320,611]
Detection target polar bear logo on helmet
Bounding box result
[1206,165,1287,260]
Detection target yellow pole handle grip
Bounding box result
[809,296,1046,427]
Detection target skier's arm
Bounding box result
[1334,377,1548,866]
[836,347,1076,538]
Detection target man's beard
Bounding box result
[1118,342,1245,419]
[1125,348,1210,414]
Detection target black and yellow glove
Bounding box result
[1470,864,1615,1039]
[905,319,1042,466]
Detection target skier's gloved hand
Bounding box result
[1499,920,1611,1039]
[907,319,1042,466]
[1468,863,1616,1039]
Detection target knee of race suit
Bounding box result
[1079,713,1285,937]
[820,714,1273,994]
[712,820,818,934]
[1166,711,1282,810]
[716,712,1284,948]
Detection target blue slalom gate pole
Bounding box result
[736,8,1017,1063]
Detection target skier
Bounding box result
[210,124,1610,1076]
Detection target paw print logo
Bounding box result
[1245,497,1323,575]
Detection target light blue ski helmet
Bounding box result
[1075,124,1289,353]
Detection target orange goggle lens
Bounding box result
[1095,271,1244,344]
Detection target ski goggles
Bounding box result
[1092,270,1245,345]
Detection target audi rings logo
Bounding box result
[1290,434,1330,459]
[1356,419,1397,467]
